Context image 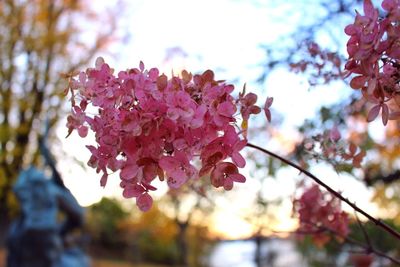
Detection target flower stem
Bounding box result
[246,142,400,241]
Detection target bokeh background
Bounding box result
[1,0,400,266]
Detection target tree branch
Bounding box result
[364,169,400,186]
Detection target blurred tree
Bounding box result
[130,201,213,267]
[295,235,343,267]
[120,204,180,265]
[162,181,215,267]
[244,192,281,267]
[0,0,115,241]
[86,197,130,250]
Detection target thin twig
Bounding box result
[246,143,400,241]
[320,224,400,265]
[355,212,373,252]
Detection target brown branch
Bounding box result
[364,169,400,186]
[246,142,400,241]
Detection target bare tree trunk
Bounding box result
[254,233,263,267]
[176,221,189,267]
[0,164,14,246]
[0,204,11,246]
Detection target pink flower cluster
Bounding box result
[345,0,400,125]
[293,184,349,246]
[66,58,272,211]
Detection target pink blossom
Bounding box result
[159,151,197,189]
[66,58,266,211]
[212,101,236,127]
[222,125,247,168]
[210,162,246,190]
[293,185,349,246]
[66,106,88,137]
[345,0,400,125]
[136,193,153,212]
[122,183,145,199]
[239,92,261,121]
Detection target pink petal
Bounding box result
[148,68,159,80]
[139,61,145,72]
[218,101,236,117]
[224,84,234,94]
[363,0,375,17]
[232,152,246,168]
[382,104,389,125]
[167,176,186,188]
[223,178,234,190]
[347,44,359,58]
[176,91,191,107]
[210,167,224,188]
[382,0,395,11]
[234,139,247,151]
[143,182,157,191]
[174,151,189,165]
[264,109,272,122]
[265,97,273,108]
[366,78,377,94]
[120,163,139,180]
[95,57,105,70]
[159,156,175,171]
[249,106,261,115]
[123,188,136,198]
[345,59,357,71]
[350,75,367,89]
[264,97,273,122]
[191,104,207,128]
[173,139,187,150]
[367,104,381,122]
[100,173,108,187]
[245,93,258,104]
[79,72,86,84]
[123,185,144,198]
[344,24,357,35]
[136,193,153,212]
[199,164,213,177]
[167,108,180,121]
[230,173,246,183]
[86,145,97,154]
[78,126,88,138]
[223,125,238,144]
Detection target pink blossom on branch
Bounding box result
[293,184,350,247]
[65,58,272,211]
[345,0,400,125]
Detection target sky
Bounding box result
[58,0,376,239]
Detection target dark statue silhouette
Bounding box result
[6,130,90,267]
